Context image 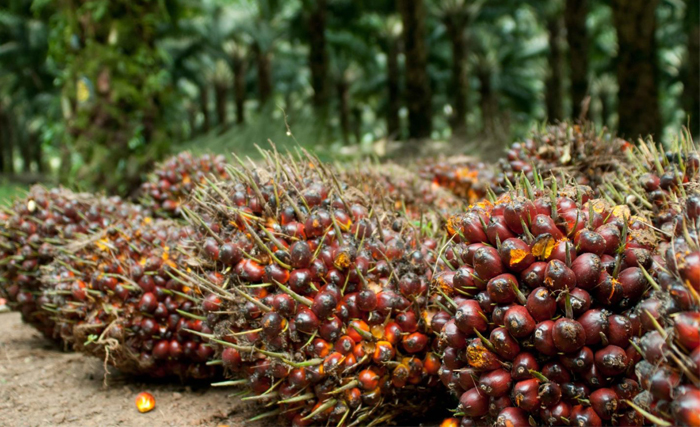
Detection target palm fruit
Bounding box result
[0,186,147,340]
[497,122,632,193]
[139,151,228,218]
[175,151,452,426]
[340,162,464,220]
[620,137,700,427]
[418,156,495,204]
[40,217,217,379]
[438,178,654,426]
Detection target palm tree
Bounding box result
[565,0,590,119]
[684,0,699,136]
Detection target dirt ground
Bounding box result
[0,311,259,427]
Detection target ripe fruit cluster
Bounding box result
[0,187,147,339]
[174,151,452,425]
[419,157,495,204]
[139,151,228,218]
[438,181,655,426]
[42,218,216,379]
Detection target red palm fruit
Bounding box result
[492,304,514,326]
[456,367,479,390]
[454,267,478,293]
[648,366,681,401]
[489,395,512,417]
[494,407,529,427]
[560,346,594,373]
[596,224,621,256]
[542,361,572,384]
[552,318,586,353]
[616,267,648,308]
[490,327,520,360]
[521,261,547,288]
[474,246,505,280]
[544,259,576,291]
[138,292,158,313]
[478,369,512,397]
[531,214,565,240]
[431,311,452,334]
[570,404,603,426]
[538,381,562,407]
[504,305,536,338]
[454,300,488,335]
[590,388,618,420]
[487,274,519,304]
[637,297,665,333]
[562,382,590,404]
[459,212,489,243]
[674,311,700,350]
[673,387,700,426]
[680,252,700,290]
[527,287,557,322]
[466,339,502,370]
[503,198,537,234]
[547,240,577,264]
[577,309,609,346]
[594,345,629,376]
[487,216,517,246]
[444,320,468,349]
[575,230,606,256]
[570,253,602,291]
[606,314,633,348]
[512,378,540,411]
[402,332,428,354]
[459,387,489,417]
[261,311,286,337]
[533,321,558,356]
[499,238,535,272]
[511,352,538,380]
[560,288,592,317]
[540,401,571,426]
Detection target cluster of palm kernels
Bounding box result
[41,217,217,379]
[139,152,228,218]
[175,152,452,426]
[418,157,495,204]
[497,123,632,194]
[340,162,464,220]
[436,181,655,426]
[0,186,147,339]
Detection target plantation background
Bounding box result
[0,0,698,199]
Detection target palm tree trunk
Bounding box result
[565,0,589,119]
[397,0,432,139]
[200,85,211,134]
[684,0,699,136]
[611,0,662,139]
[308,0,328,114]
[546,15,565,122]
[478,68,497,136]
[254,45,272,108]
[445,18,468,137]
[352,106,362,143]
[337,79,350,144]
[233,55,247,124]
[31,131,44,173]
[215,83,228,129]
[386,36,401,138]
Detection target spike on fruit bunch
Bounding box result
[436,171,658,426]
[173,149,454,426]
[139,151,228,218]
[40,217,217,379]
[0,186,148,340]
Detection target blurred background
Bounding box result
[0,0,698,198]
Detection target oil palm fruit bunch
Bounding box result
[497,123,632,194]
[437,177,655,426]
[340,162,464,220]
[0,186,147,340]
[174,151,452,426]
[40,217,217,379]
[418,156,495,204]
[139,151,228,218]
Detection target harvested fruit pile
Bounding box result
[1,127,699,427]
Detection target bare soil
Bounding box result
[0,311,257,427]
